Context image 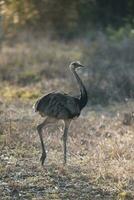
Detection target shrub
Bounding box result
[82,30,134,104]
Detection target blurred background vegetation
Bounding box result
[1,0,134,37]
[0,0,134,104]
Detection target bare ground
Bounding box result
[0,100,134,200]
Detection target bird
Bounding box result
[34,61,88,165]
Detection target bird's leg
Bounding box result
[63,119,71,164]
[37,117,57,165]
[37,118,48,165]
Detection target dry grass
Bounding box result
[0,98,134,199]
[0,32,134,199]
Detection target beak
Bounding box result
[79,64,86,68]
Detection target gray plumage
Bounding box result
[35,92,81,119]
[35,61,88,165]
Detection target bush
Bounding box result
[82,30,134,104]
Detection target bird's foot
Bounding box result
[63,157,67,165]
[40,152,46,165]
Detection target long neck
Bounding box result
[71,68,88,109]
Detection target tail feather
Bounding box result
[33,99,40,112]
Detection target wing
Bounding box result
[34,92,80,119]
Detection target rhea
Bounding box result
[34,61,88,165]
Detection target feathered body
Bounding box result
[35,61,88,165]
[35,92,81,119]
[35,61,88,120]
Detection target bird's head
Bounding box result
[69,61,85,70]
